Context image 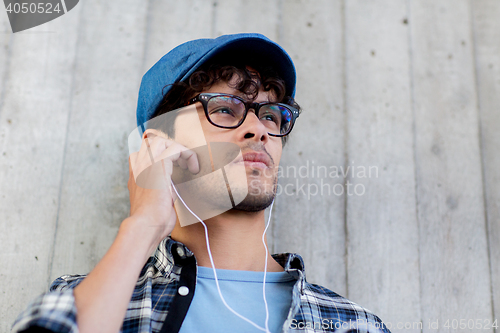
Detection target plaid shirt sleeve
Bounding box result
[11,275,86,333]
[10,238,182,333]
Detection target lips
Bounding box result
[234,151,272,168]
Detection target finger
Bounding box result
[139,132,200,175]
[155,143,200,175]
[128,153,137,176]
[147,134,175,160]
[149,136,191,171]
[129,149,151,182]
[135,134,157,165]
[182,150,200,174]
[128,154,138,191]
[176,156,188,170]
[142,134,157,161]
[131,147,154,180]
[161,156,173,178]
[143,133,195,172]
[161,159,178,202]
[131,134,172,179]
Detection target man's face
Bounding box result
[189,79,282,212]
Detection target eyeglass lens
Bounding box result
[206,96,292,135]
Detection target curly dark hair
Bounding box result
[149,61,300,145]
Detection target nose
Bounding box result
[240,109,269,143]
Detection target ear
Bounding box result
[142,128,171,140]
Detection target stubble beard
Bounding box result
[233,167,278,212]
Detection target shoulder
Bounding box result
[298,281,390,333]
[49,274,87,291]
[303,281,374,315]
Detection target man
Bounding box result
[12,33,389,333]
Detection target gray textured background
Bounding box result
[1,0,499,332]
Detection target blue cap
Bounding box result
[136,33,297,127]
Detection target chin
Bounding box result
[232,181,277,212]
[233,194,275,212]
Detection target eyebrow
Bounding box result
[220,92,274,104]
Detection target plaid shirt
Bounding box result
[12,237,390,333]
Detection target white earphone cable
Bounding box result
[262,200,274,333]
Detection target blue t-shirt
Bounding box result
[179,266,296,333]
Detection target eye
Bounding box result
[207,96,243,118]
[209,107,235,116]
[259,107,281,126]
[261,113,278,123]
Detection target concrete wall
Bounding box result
[1,0,498,332]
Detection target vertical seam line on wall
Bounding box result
[270,0,284,255]
[139,0,153,77]
[276,0,284,48]
[469,0,497,329]
[211,1,218,38]
[0,33,13,122]
[406,1,423,331]
[46,1,85,288]
[340,0,349,299]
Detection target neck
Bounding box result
[170,208,283,272]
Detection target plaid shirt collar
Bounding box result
[157,236,306,280]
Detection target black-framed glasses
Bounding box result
[188,93,299,137]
